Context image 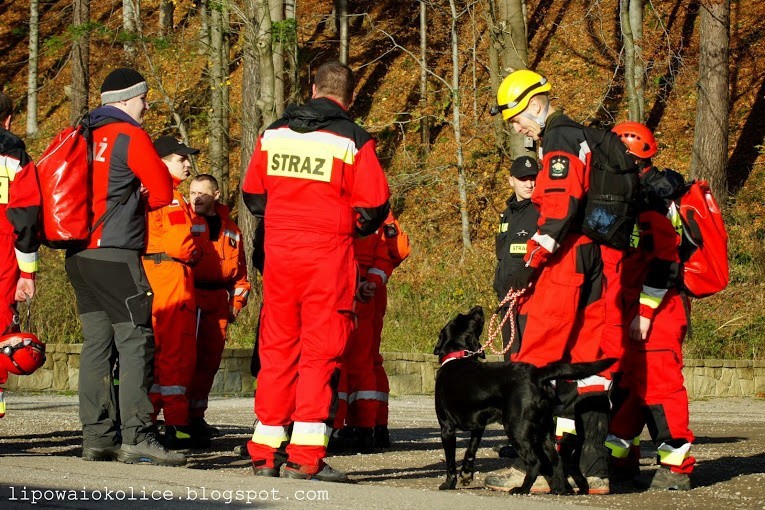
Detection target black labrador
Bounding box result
[433,305,615,494]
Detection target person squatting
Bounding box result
[0,62,700,493]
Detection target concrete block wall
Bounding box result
[5,345,765,400]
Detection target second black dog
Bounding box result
[433,305,615,494]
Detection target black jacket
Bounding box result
[493,196,539,300]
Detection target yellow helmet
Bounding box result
[492,70,552,121]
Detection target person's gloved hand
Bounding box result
[507,265,537,292]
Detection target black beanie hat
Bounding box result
[100,68,148,105]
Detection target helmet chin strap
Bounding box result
[521,101,550,130]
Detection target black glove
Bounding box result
[507,265,537,292]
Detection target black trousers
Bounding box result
[65,248,155,446]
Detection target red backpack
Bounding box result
[678,180,729,298]
[35,121,92,246]
[36,117,124,248]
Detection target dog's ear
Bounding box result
[433,327,447,356]
[469,306,485,337]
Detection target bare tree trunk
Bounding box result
[239,0,263,278]
[419,0,429,150]
[209,0,230,200]
[257,0,277,127]
[270,0,285,116]
[629,0,644,120]
[334,0,348,64]
[495,0,530,159]
[159,0,174,35]
[27,0,40,137]
[70,0,90,125]
[285,0,299,103]
[449,0,471,253]
[486,0,505,152]
[691,0,729,197]
[620,0,639,120]
[123,0,139,60]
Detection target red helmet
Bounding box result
[612,121,657,159]
[0,332,46,379]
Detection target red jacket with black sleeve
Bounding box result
[525,110,590,269]
[241,97,390,238]
[85,106,173,250]
[0,127,41,277]
[635,167,684,321]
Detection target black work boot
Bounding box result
[351,427,375,454]
[373,425,391,449]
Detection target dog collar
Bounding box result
[439,350,469,366]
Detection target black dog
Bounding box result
[433,305,615,494]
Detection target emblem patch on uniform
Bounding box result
[229,237,237,248]
[549,156,569,180]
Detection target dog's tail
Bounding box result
[534,358,617,384]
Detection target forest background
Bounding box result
[0,0,763,359]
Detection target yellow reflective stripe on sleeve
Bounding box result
[640,292,664,309]
[605,434,632,459]
[251,423,290,448]
[555,417,577,437]
[657,441,691,467]
[509,243,527,254]
[16,249,39,273]
[290,422,331,447]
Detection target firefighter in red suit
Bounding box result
[331,211,409,453]
[144,135,201,449]
[483,70,610,495]
[606,122,695,491]
[371,213,410,445]
[242,61,390,482]
[188,174,250,444]
[0,92,43,417]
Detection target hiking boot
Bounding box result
[373,425,391,449]
[483,464,551,494]
[648,467,691,491]
[118,434,187,467]
[252,459,280,477]
[281,461,351,483]
[82,445,120,462]
[191,417,221,438]
[165,425,212,450]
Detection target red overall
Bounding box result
[143,185,199,426]
[607,199,695,475]
[0,127,40,332]
[189,203,250,421]
[515,111,610,482]
[242,97,390,472]
[335,230,393,430]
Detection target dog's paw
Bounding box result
[439,477,458,490]
[459,471,474,486]
[509,487,530,495]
